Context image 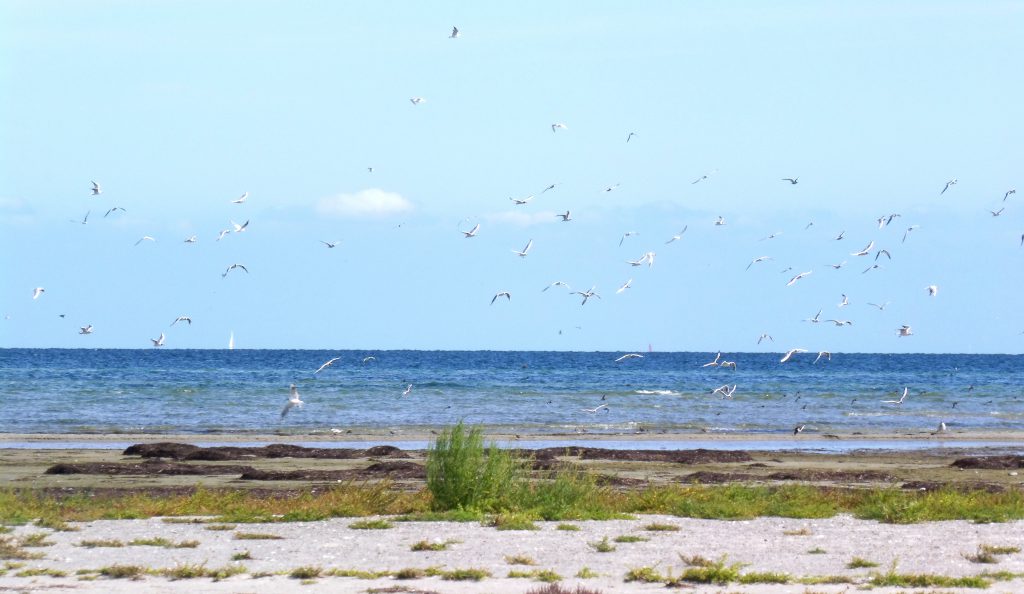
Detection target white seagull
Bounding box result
[828,261,847,269]
[813,351,831,364]
[104,207,126,217]
[401,384,413,397]
[926,285,938,297]
[838,294,849,308]
[170,316,192,326]
[231,192,248,204]
[896,325,913,337]
[321,240,340,248]
[714,216,726,226]
[542,281,571,292]
[216,229,231,241]
[804,309,823,324]
[410,97,426,105]
[184,235,198,244]
[281,384,304,418]
[882,387,910,405]
[779,348,808,363]
[757,333,773,344]
[90,181,101,195]
[581,404,610,414]
[79,324,93,335]
[1004,189,1016,201]
[32,287,45,300]
[231,220,249,233]
[573,287,600,305]
[449,26,460,38]
[701,352,722,368]
[614,353,643,362]
[781,177,799,185]
[867,302,890,311]
[222,263,249,278]
[665,226,688,244]
[786,271,812,286]
[626,132,637,142]
[619,231,638,247]
[851,240,874,256]
[616,279,633,294]
[314,357,341,374]
[134,236,155,246]
[512,239,533,257]
[491,291,511,305]
[461,224,480,238]
[747,256,772,271]
[712,384,737,398]
[151,332,165,347]
[940,178,957,195]
[551,123,568,132]
[902,225,919,243]
[557,211,572,222]
[509,195,534,205]
[989,207,1005,217]
[834,230,846,240]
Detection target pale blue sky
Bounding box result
[2,1,1022,353]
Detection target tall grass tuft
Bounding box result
[426,421,528,512]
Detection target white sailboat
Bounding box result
[228,331,234,350]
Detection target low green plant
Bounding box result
[869,562,990,588]
[349,518,393,529]
[35,517,77,531]
[15,567,67,577]
[231,550,253,561]
[441,567,490,581]
[234,532,283,540]
[411,539,454,551]
[847,556,878,568]
[556,523,580,531]
[485,513,538,530]
[19,533,54,547]
[980,544,1021,555]
[426,420,529,513]
[78,539,125,548]
[394,567,425,579]
[666,555,743,585]
[289,565,323,579]
[326,568,392,578]
[161,562,208,580]
[624,566,664,582]
[204,523,236,531]
[807,546,827,554]
[678,554,713,567]
[0,536,43,560]
[797,575,855,584]
[739,571,790,584]
[575,566,599,578]
[128,537,199,548]
[505,554,537,565]
[643,522,679,531]
[99,564,147,579]
[613,534,648,543]
[782,526,812,536]
[588,536,615,553]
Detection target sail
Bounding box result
[228,331,234,350]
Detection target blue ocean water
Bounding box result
[0,349,1020,438]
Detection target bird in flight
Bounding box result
[401,384,413,397]
[867,301,890,311]
[989,207,1005,217]
[714,216,726,226]
[760,231,783,241]
[79,324,93,335]
[362,356,376,364]
[793,424,805,435]
[170,316,191,326]
[281,384,303,418]
[32,287,45,300]
[541,183,559,193]
[902,225,919,243]
[461,224,480,238]
[711,384,737,398]
[781,177,799,184]
[780,348,808,363]
[557,211,572,222]
[232,220,249,233]
[134,236,155,246]
[926,285,938,297]
[90,181,102,195]
[151,332,165,347]
[665,226,688,244]
[877,213,901,229]
[104,206,126,218]
[573,287,600,305]
[216,229,230,241]
[834,230,846,240]
[449,26,460,38]
[222,263,248,278]
[875,249,891,261]
[509,195,533,205]
[701,352,722,368]
[786,271,812,286]
[314,357,341,374]
[231,192,248,204]
[828,261,847,269]
[940,178,957,194]
[838,294,849,308]
[619,231,638,246]
[72,211,90,225]
[321,240,340,248]
[542,281,571,292]
[616,279,633,294]
[851,240,874,256]
[184,235,197,244]
[603,183,620,192]
[827,319,853,326]
[813,351,831,364]
[1004,189,1016,201]
[491,291,511,305]
[581,404,610,413]
[757,333,773,344]
[551,123,568,132]
[896,325,913,337]
[747,256,772,271]
[720,360,737,370]
[804,309,822,324]
[882,387,909,405]
[614,353,643,362]
[512,239,533,257]
[410,97,426,105]
[862,264,882,274]
[626,132,636,142]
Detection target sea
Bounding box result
[0,349,1021,451]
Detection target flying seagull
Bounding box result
[581,404,610,413]
[757,333,773,344]
[281,384,303,418]
[896,325,913,337]
[184,235,197,244]
[551,123,568,132]
[838,294,849,307]
[170,316,192,326]
[793,424,805,435]
[779,348,808,363]
[851,240,874,256]
[401,384,413,397]
[701,352,722,368]
[542,281,571,292]
[512,239,533,257]
[104,207,126,217]
[410,97,426,105]
[781,177,799,185]
[461,224,480,238]
[321,240,340,248]
[926,285,938,297]
[231,192,248,204]
[882,387,910,405]
[834,230,846,240]
[1004,189,1016,201]
[786,271,812,286]
[557,211,571,222]
[79,324,93,335]
[32,287,45,300]
[619,231,638,246]
[314,357,341,374]
[813,351,831,364]
[665,226,688,244]
[222,263,249,278]
[804,309,822,324]
[509,195,533,205]
[90,181,101,195]
[134,236,155,246]
[626,132,636,142]
[573,287,600,305]
[714,216,726,226]
[902,225,919,243]
[614,353,643,362]
[747,256,772,271]
[616,278,633,294]
[491,291,511,305]
[216,229,230,241]
[449,26,460,38]
[867,302,890,311]
[231,220,249,233]
[940,178,957,195]
[990,207,1005,217]
[151,332,165,347]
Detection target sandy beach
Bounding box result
[1,436,1022,592]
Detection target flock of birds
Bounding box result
[17,25,1021,436]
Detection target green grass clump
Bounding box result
[15,567,67,577]
[505,554,537,565]
[846,556,878,568]
[231,550,252,561]
[128,537,199,548]
[349,518,393,529]
[19,533,54,547]
[739,571,790,584]
[980,544,1021,555]
[678,554,713,567]
[441,567,491,581]
[869,563,990,588]
[35,517,77,531]
[326,568,392,578]
[807,546,827,554]
[485,513,538,530]
[0,536,43,560]
[78,539,125,548]
[613,534,648,543]
[525,585,606,594]
[643,522,679,531]
[289,565,323,579]
[204,523,236,531]
[624,566,665,582]
[575,566,599,578]
[556,523,580,531]
[588,536,615,552]
[160,563,209,580]
[509,569,561,582]
[411,539,454,551]
[99,564,147,579]
[426,420,529,513]
[666,556,743,585]
[233,532,283,540]
[394,567,426,579]
[797,575,855,584]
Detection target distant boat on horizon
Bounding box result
[228,331,234,350]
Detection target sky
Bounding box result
[1,1,1022,353]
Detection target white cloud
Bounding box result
[482,210,560,227]
[316,189,413,219]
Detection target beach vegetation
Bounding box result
[289,565,323,579]
[509,568,561,582]
[394,567,425,579]
[204,523,236,531]
[349,518,393,529]
[643,522,679,531]
[233,532,283,540]
[411,539,456,551]
[575,566,599,578]
[15,567,67,577]
[161,562,209,580]
[782,526,812,535]
[231,550,252,560]
[624,566,665,582]
[797,575,854,584]
[665,556,744,585]
[98,564,147,579]
[846,556,878,568]
[18,532,54,547]
[484,512,538,530]
[129,537,199,548]
[35,517,76,531]
[678,554,713,567]
[326,568,392,578]
[979,544,1020,555]
[440,567,491,581]
[869,569,990,588]
[0,536,43,560]
[738,571,790,584]
[526,585,607,594]
[78,539,125,547]
[161,517,207,524]
[505,553,537,565]
[557,523,580,531]
[426,421,529,512]
[613,534,648,543]
[807,547,827,554]
[589,536,615,552]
